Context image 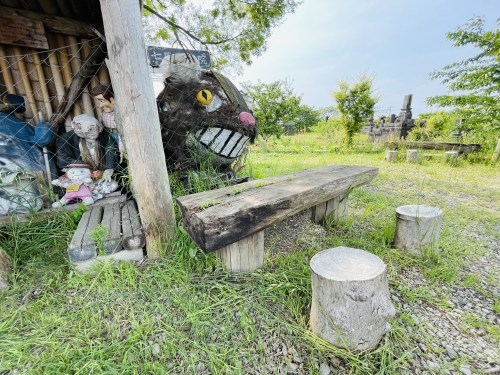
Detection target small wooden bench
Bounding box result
[176,165,378,272]
[68,195,145,270]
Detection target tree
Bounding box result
[407,111,455,141]
[294,104,320,133]
[332,76,377,145]
[142,0,299,71]
[243,80,318,139]
[427,17,500,135]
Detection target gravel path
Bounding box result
[264,199,499,374]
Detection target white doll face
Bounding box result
[67,167,91,182]
[72,114,103,140]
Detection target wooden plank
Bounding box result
[0,5,97,38]
[67,208,95,262]
[100,202,122,254]
[177,165,378,253]
[311,201,327,224]
[0,193,126,225]
[121,200,145,250]
[0,15,48,49]
[80,206,103,257]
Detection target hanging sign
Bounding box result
[147,46,211,69]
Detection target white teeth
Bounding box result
[193,127,249,159]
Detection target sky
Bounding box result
[232,0,499,118]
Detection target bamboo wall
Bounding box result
[0,0,106,129]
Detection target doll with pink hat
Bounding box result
[51,163,94,208]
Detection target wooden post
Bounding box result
[216,231,264,272]
[311,193,348,225]
[310,247,395,351]
[99,0,177,258]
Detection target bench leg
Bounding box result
[216,231,264,272]
[311,193,348,225]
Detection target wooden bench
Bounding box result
[68,195,145,271]
[176,165,378,272]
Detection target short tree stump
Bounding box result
[385,150,398,162]
[406,149,419,163]
[394,205,443,256]
[309,247,396,351]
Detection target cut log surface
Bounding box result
[177,165,378,253]
[309,247,396,351]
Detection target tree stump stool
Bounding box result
[445,151,459,162]
[406,149,419,163]
[394,205,443,256]
[385,150,398,162]
[309,247,396,351]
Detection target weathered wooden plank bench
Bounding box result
[68,195,146,271]
[176,165,378,272]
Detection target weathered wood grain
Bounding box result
[122,200,145,250]
[177,165,378,253]
[100,0,177,258]
[100,202,122,254]
[216,231,264,272]
[0,5,96,38]
[68,206,103,262]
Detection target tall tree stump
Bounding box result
[406,149,419,163]
[0,247,12,290]
[394,205,443,256]
[309,247,396,351]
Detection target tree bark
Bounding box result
[99,0,177,258]
[310,247,395,351]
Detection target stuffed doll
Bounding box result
[51,163,94,208]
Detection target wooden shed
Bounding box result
[0,0,177,258]
[0,0,108,129]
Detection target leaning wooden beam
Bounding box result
[0,5,96,38]
[100,0,177,258]
[48,42,106,128]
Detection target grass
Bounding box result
[0,130,499,374]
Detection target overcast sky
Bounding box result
[232,0,498,117]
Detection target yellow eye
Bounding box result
[196,89,213,106]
